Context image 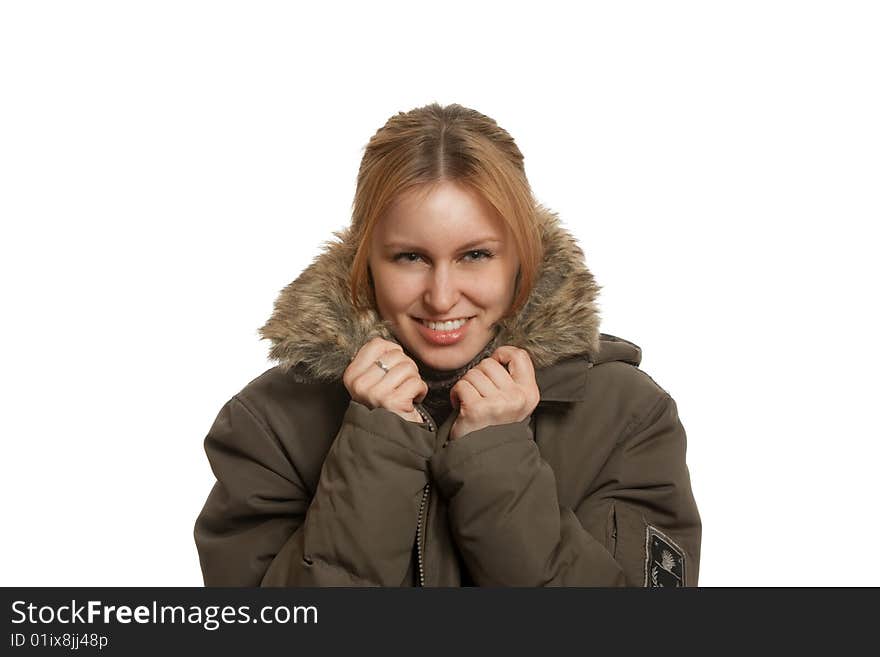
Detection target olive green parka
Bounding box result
[193,206,702,587]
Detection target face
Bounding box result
[368,180,520,371]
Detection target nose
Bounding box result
[423,264,460,315]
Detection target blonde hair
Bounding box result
[348,103,543,318]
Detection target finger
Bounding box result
[369,358,421,401]
[460,367,497,398]
[353,348,403,385]
[390,377,428,411]
[451,379,480,410]
[349,338,403,380]
[491,346,535,385]
[476,357,518,392]
[491,347,540,410]
[347,345,410,399]
[369,338,404,364]
[415,379,429,404]
[361,337,403,361]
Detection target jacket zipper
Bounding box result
[413,401,436,587]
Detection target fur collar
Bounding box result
[259,205,602,381]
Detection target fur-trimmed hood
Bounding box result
[258,205,603,381]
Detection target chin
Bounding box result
[392,317,491,371]
[411,341,482,371]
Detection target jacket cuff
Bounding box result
[429,418,532,492]
[343,400,436,460]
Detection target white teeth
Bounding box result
[420,317,469,331]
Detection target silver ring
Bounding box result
[375,359,390,373]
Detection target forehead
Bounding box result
[374,181,509,244]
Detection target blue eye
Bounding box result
[394,252,423,263]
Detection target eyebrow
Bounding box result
[383,238,502,251]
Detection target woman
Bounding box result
[194,103,701,587]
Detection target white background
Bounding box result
[1,1,877,586]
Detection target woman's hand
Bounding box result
[449,346,540,441]
[343,337,429,424]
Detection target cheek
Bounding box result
[469,267,517,308]
[372,269,420,311]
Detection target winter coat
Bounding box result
[193,206,702,587]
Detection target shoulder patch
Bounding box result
[644,525,686,587]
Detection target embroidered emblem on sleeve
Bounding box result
[644,525,686,587]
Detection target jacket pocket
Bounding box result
[606,502,618,558]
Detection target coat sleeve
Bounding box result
[428,392,701,587]
[193,395,435,586]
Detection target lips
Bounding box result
[412,316,473,345]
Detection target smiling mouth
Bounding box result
[414,316,475,331]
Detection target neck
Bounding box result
[402,338,497,392]
[400,337,497,428]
